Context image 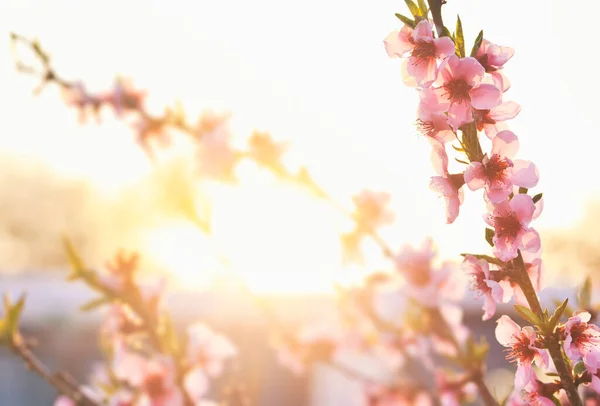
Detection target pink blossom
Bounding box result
[465,130,539,203]
[183,367,209,402]
[137,357,183,406]
[436,372,477,406]
[475,39,515,92]
[563,311,600,371]
[365,384,433,406]
[502,249,544,308]
[462,255,505,320]
[428,142,465,223]
[60,81,103,123]
[495,315,549,390]
[186,323,237,377]
[384,20,455,87]
[195,116,239,181]
[351,190,395,231]
[108,390,135,406]
[54,397,75,406]
[473,101,521,139]
[484,194,541,261]
[101,77,146,116]
[420,55,502,130]
[416,108,454,145]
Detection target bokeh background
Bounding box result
[0,0,599,404]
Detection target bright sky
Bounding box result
[0,0,598,292]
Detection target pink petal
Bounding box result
[445,194,461,224]
[482,294,497,321]
[483,121,508,140]
[464,162,486,190]
[454,57,485,87]
[486,187,511,204]
[430,176,453,196]
[384,28,414,58]
[511,160,539,188]
[447,101,473,130]
[430,143,448,176]
[593,374,600,394]
[509,193,535,224]
[492,130,519,159]
[495,315,521,347]
[533,197,543,219]
[470,84,502,110]
[412,20,433,41]
[486,41,515,67]
[489,101,521,121]
[521,228,541,253]
[433,37,456,59]
[513,286,528,307]
[492,71,511,92]
[486,279,505,303]
[438,55,461,84]
[419,87,450,113]
[408,55,437,87]
[514,363,534,391]
[55,397,76,406]
[400,59,419,87]
[493,236,519,262]
[184,367,209,401]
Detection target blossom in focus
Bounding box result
[186,323,237,377]
[351,190,395,231]
[416,108,454,146]
[465,130,539,203]
[563,311,600,371]
[473,101,521,139]
[475,39,515,92]
[384,20,455,87]
[462,255,505,320]
[484,194,541,261]
[495,315,549,390]
[420,55,502,130]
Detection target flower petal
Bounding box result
[511,160,539,189]
[470,84,502,110]
[495,315,521,347]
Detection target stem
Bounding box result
[427,0,446,38]
[9,334,100,406]
[472,375,499,406]
[513,251,582,406]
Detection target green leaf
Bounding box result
[518,187,528,194]
[469,30,484,57]
[574,360,587,375]
[460,253,505,267]
[404,0,421,17]
[2,293,26,339]
[545,372,560,377]
[451,143,464,152]
[514,304,542,325]
[454,15,465,58]
[63,236,85,278]
[547,298,569,331]
[485,228,495,247]
[80,296,110,312]
[578,275,592,309]
[395,13,416,29]
[417,0,428,16]
[532,193,543,203]
[455,158,469,165]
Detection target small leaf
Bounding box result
[485,228,495,247]
[469,30,484,57]
[451,144,464,152]
[545,372,560,377]
[518,187,528,194]
[547,298,569,331]
[574,360,587,375]
[441,26,452,38]
[404,0,421,18]
[417,0,428,16]
[63,236,85,275]
[454,15,465,58]
[395,13,416,29]
[578,275,592,309]
[80,297,110,312]
[514,304,542,325]
[455,158,469,165]
[533,193,543,203]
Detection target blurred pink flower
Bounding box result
[475,39,515,92]
[186,323,237,377]
[351,190,395,231]
[54,396,75,406]
[101,77,146,116]
[484,194,541,261]
[60,81,103,123]
[419,55,502,130]
[563,311,600,371]
[429,144,465,224]
[495,315,549,390]
[436,372,477,406]
[462,255,505,320]
[384,20,455,87]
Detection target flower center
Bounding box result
[506,333,536,364]
[416,118,436,138]
[411,40,436,61]
[570,323,594,349]
[444,79,471,103]
[483,154,513,185]
[473,109,496,131]
[143,373,167,398]
[494,212,522,240]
